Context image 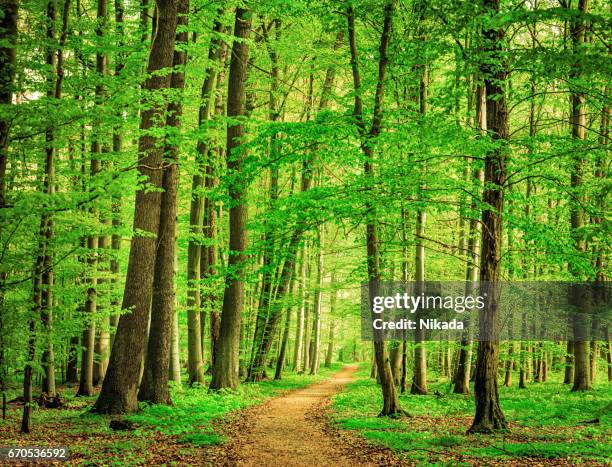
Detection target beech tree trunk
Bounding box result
[293,247,306,371]
[568,0,591,393]
[0,0,18,417]
[274,282,293,380]
[92,0,180,414]
[468,0,508,434]
[186,13,225,385]
[209,7,252,391]
[138,0,188,404]
[324,273,337,368]
[24,0,69,429]
[348,0,402,417]
[309,229,324,375]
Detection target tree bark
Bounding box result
[309,229,324,375]
[324,273,337,368]
[468,0,508,434]
[293,247,307,371]
[411,25,429,396]
[186,12,225,385]
[209,7,252,391]
[568,0,591,392]
[0,0,18,418]
[274,280,293,380]
[348,0,402,417]
[92,0,180,414]
[138,0,188,404]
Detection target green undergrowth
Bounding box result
[0,363,342,466]
[331,364,612,465]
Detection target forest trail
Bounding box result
[212,365,397,466]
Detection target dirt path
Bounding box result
[212,365,398,466]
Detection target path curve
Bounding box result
[212,364,398,466]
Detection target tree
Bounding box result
[92,0,180,414]
[567,0,591,393]
[468,0,508,434]
[186,12,225,386]
[0,0,18,420]
[347,0,403,417]
[209,7,252,391]
[138,0,189,404]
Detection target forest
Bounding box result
[0,0,610,465]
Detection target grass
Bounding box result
[0,363,342,466]
[331,364,612,465]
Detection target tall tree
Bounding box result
[348,0,403,416]
[138,0,188,404]
[209,7,252,391]
[92,0,180,414]
[186,12,225,385]
[0,0,18,419]
[567,0,591,393]
[468,0,508,434]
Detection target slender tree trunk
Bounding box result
[411,209,428,395]
[91,0,110,389]
[412,54,429,396]
[186,13,225,385]
[309,229,324,375]
[348,0,402,417]
[168,249,181,384]
[568,0,591,392]
[24,0,69,429]
[468,0,508,434]
[274,285,293,380]
[324,273,337,368]
[293,247,306,371]
[40,0,69,399]
[209,7,252,391]
[0,0,18,419]
[109,0,125,347]
[92,0,180,414]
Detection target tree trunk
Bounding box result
[209,7,252,391]
[293,247,306,371]
[109,0,125,348]
[24,0,68,429]
[324,274,337,368]
[274,294,292,380]
[309,229,324,375]
[92,0,180,414]
[568,0,591,393]
[39,0,70,399]
[468,0,508,434]
[138,0,187,404]
[348,0,402,417]
[0,0,18,418]
[91,0,109,389]
[411,210,428,395]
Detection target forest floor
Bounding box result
[208,364,399,466]
[0,365,346,465]
[331,364,612,466]
[1,364,610,465]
